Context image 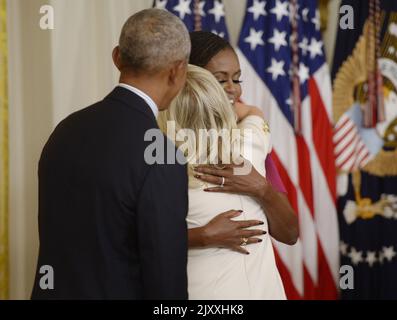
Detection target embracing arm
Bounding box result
[190,103,298,248]
[188,210,266,254]
[255,179,299,245]
[193,164,298,245]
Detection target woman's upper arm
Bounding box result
[265,156,287,194]
[239,115,271,172]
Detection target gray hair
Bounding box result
[118,8,191,73]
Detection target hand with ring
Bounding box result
[240,237,249,246]
[193,160,268,200]
[198,210,267,255]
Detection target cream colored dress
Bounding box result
[187,115,286,300]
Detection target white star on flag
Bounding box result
[244,28,265,51]
[298,63,309,84]
[382,246,396,262]
[366,251,377,267]
[299,37,309,56]
[308,38,323,59]
[155,0,168,10]
[267,58,286,81]
[209,0,225,23]
[268,29,287,51]
[270,0,289,22]
[173,0,192,20]
[302,8,309,22]
[248,0,267,21]
[312,9,321,31]
[340,241,348,255]
[348,247,363,265]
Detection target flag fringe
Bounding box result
[363,149,397,177]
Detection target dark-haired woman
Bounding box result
[187,31,299,254]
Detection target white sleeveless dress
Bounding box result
[187,115,286,300]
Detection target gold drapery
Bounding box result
[0,0,9,300]
[319,0,329,32]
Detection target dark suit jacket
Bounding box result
[31,87,189,300]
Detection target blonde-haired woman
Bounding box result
[158,65,286,300]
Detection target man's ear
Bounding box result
[168,60,186,85]
[112,46,122,71]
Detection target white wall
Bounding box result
[7,0,340,299]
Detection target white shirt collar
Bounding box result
[117,83,159,119]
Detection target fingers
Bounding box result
[236,219,265,229]
[238,229,267,238]
[203,186,235,193]
[222,210,243,219]
[232,245,249,255]
[195,161,247,171]
[245,237,263,245]
[218,212,264,229]
[194,160,251,178]
[231,237,263,255]
[194,174,226,186]
[194,166,232,178]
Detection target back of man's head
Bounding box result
[118,8,191,74]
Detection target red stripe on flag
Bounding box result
[359,153,371,167]
[316,239,339,299]
[273,249,302,300]
[334,122,355,146]
[334,116,349,133]
[309,78,337,201]
[270,151,302,299]
[273,148,318,300]
[335,131,358,159]
[338,147,356,169]
[303,265,317,299]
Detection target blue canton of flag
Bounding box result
[153,0,229,40]
[238,0,325,126]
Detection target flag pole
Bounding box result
[194,0,202,31]
[290,0,302,135]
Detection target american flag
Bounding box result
[237,0,339,299]
[333,112,375,172]
[153,0,340,299]
[153,0,229,39]
[334,110,376,172]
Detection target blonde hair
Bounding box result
[158,65,239,187]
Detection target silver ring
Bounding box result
[241,238,248,246]
[220,177,225,187]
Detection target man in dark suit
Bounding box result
[31,9,191,300]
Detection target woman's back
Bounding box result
[187,116,286,300]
